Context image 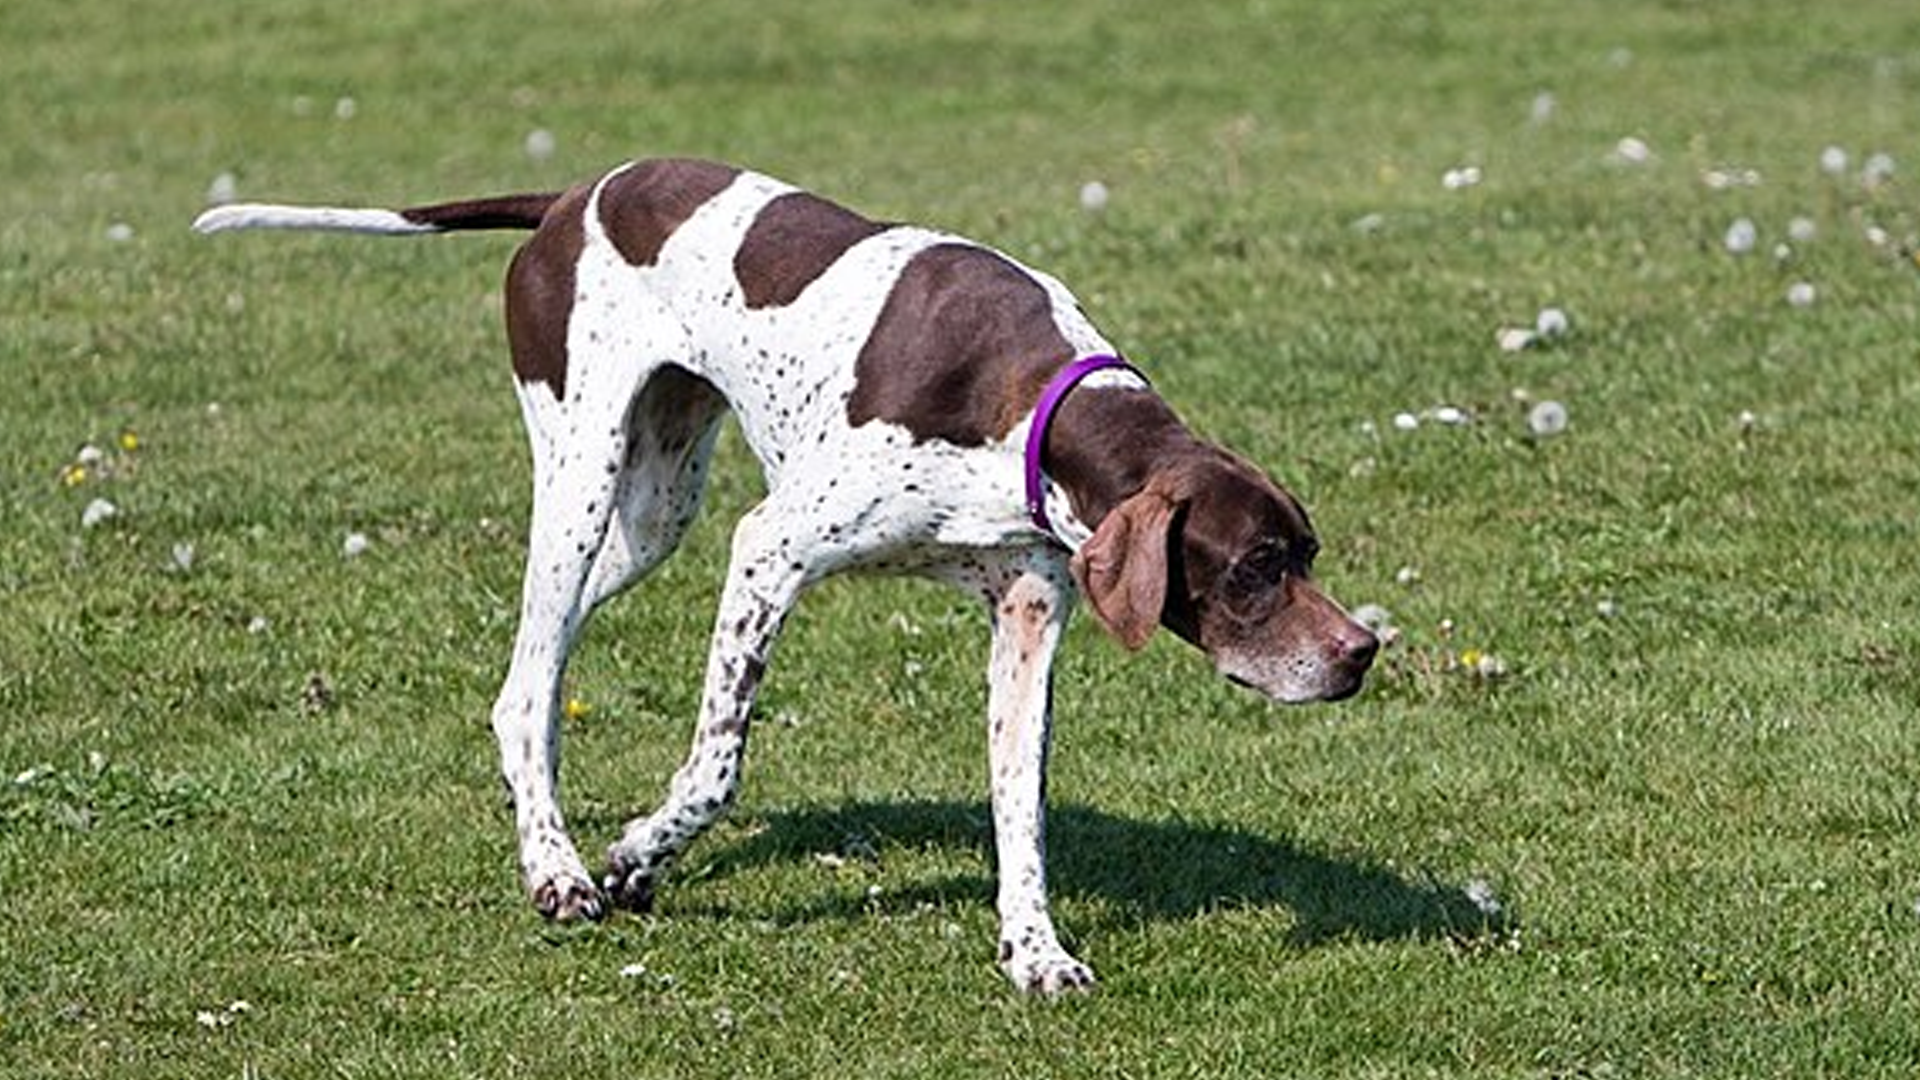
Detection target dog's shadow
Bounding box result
[668,798,1512,947]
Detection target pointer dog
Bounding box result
[195,159,1377,993]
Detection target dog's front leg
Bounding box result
[972,553,1095,995]
[602,501,805,910]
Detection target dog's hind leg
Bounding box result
[490,254,705,919]
[489,384,633,922]
[600,495,815,911]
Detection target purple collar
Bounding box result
[1024,353,1147,538]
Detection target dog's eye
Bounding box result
[1228,543,1288,588]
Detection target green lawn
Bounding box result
[5,0,1919,1076]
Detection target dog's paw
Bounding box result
[601,865,657,913]
[530,873,605,923]
[1002,946,1098,996]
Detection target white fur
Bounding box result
[193,204,436,236]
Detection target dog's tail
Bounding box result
[192,192,563,237]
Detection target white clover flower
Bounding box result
[1078,180,1109,213]
[105,222,135,243]
[1788,216,1817,243]
[1464,878,1504,917]
[1430,405,1469,426]
[1391,412,1420,432]
[1529,91,1556,125]
[333,96,357,120]
[1786,281,1817,308]
[1819,146,1849,176]
[1611,136,1651,165]
[524,128,556,162]
[1862,152,1896,187]
[170,543,196,573]
[81,498,118,529]
[341,531,371,558]
[1441,166,1482,190]
[1535,307,1570,338]
[1497,327,1537,352]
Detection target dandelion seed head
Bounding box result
[1724,218,1758,255]
[524,128,557,162]
[206,171,239,206]
[1528,399,1569,437]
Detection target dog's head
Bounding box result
[1068,453,1376,703]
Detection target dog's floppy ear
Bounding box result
[1070,487,1178,651]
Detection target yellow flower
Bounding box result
[118,430,140,452]
[1459,648,1484,670]
[60,464,87,487]
[564,697,592,721]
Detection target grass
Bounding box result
[4,0,1920,1075]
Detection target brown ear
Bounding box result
[1070,488,1177,651]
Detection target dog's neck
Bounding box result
[1044,386,1200,530]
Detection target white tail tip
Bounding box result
[192,203,438,236]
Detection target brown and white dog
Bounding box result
[195,159,1376,994]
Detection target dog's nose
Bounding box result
[1341,626,1379,671]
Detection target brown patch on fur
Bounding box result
[599,159,740,267]
[505,185,591,399]
[400,192,562,231]
[848,244,1075,446]
[735,192,889,309]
